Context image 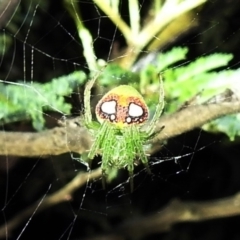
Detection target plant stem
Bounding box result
[153,0,163,15]
[93,0,133,45]
[64,0,98,72]
[110,0,120,14]
[137,0,206,49]
[128,0,140,35]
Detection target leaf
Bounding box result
[136,47,240,141]
[172,53,233,83]
[203,114,240,141]
[0,71,87,130]
[156,47,189,72]
[98,64,138,86]
[163,53,235,111]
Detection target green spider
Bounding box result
[83,73,164,191]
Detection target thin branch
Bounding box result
[110,0,120,14]
[0,168,102,238]
[0,119,92,157]
[64,0,98,72]
[0,0,21,28]
[128,0,140,35]
[0,97,239,157]
[155,101,240,142]
[85,192,240,239]
[2,166,240,238]
[136,0,206,49]
[93,0,133,45]
[118,0,206,69]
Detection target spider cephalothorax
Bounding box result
[83,73,164,191]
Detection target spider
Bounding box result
[83,72,164,191]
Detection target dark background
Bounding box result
[1,0,240,239]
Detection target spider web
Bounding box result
[0,0,240,239]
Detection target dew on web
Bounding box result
[1,0,240,239]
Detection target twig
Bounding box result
[92,0,133,45]
[128,0,140,35]
[0,119,92,157]
[0,168,102,238]
[84,192,240,239]
[64,0,98,72]
[0,98,239,157]
[0,0,21,28]
[137,0,206,49]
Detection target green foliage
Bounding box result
[0,71,86,130]
[164,52,234,107]
[1,46,240,141]
[138,47,240,140]
[98,63,138,86]
[0,34,12,55]
[139,47,233,108]
[203,114,240,141]
[100,47,240,141]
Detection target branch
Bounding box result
[0,119,92,157]
[64,0,98,72]
[0,95,239,157]
[118,0,205,69]
[137,0,206,49]
[2,167,240,238]
[155,101,240,142]
[0,0,20,28]
[84,192,240,239]
[92,0,133,45]
[0,168,102,238]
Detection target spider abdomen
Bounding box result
[96,85,149,129]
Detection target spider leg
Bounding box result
[90,122,116,190]
[131,126,151,173]
[125,159,137,192]
[145,74,164,137]
[83,71,101,127]
[147,125,165,140]
[101,171,107,190]
[124,126,152,192]
[87,121,109,159]
[129,173,134,192]
[144,161,151,174]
